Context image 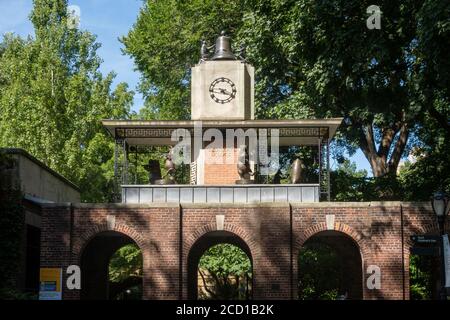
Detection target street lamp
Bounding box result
[431,191,450,300]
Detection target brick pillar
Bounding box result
[253,204,292,299]
[40,204,79,300]
[364,205,404,300]
[145,206,181,299]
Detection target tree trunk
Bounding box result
[359,121,409,177]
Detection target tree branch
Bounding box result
[377,127,396,162]
[359,123,387,176]
[388,123,409,173]
[199,269,217,299]
[428,106,450,136]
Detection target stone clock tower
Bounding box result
[191,32,255,120]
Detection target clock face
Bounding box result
[209,77,237,104]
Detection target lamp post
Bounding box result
[431,191,450,300]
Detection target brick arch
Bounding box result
[73,222,148,259]
[403,222,442,300]
[294,222,369,261]
[184,222,258,260]
[184,222,257,300]
[74,222,149,300]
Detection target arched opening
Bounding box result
[298,230,363,300]
[80,231,143,300]
[409,250,441,300]
[187,230,253,300]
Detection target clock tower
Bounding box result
[191,32,255,120]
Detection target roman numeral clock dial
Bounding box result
[209,77,237,104]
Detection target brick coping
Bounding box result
[41,201,430,209]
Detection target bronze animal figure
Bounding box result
[143,160,162,184]
[237,145,254,180]
[291,158,305,184]
[164,148,176,183]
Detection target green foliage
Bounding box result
[398,0,450,200]
[112,285,142,301]
[0,288,38,300]
[412,0,450,135]
[298,242,341,300]
[331,159,404,201]
[0,0,134,202]
[122,0,244,120]
[198,244,252,300]
[124,0,449,182]
[108,244,143,300]
[399,155,450,201]
[199,244,251,278]
[331,160,370,201]
[0,153,25,297]
[109,244,143,283]
[409,254,434,300]
[398,108,450,200]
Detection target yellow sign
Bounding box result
[39,268,62,300]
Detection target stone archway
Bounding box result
[186,230,253,300]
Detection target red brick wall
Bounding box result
[203,148,240,184]
[40,202,445,300]
[181,203,291,299]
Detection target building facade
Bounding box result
[0,148,80,295]
[39,33,445,300]
[41,201,444,299]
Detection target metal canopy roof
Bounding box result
[102,118,343,147]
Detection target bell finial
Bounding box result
[211,31,236,61]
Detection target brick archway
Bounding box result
[183,223,257,300]
[294,222,367,300]
[295,222,369,259]
[184,222,258,260]
[73,223,148,258]
[404,221,442,300]
[40,202,438,300]
[74,223,148,300]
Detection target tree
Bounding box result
[0,152,26,299]
[331,160,370,201]
[412,0,450,136]
[123,0,449,181]
[0,0,134,202]
[298,242,341,300]
[238,0,424,178]
[398,130,450,200]
[122,0,244,120]
[108,244,143,300]
[198,244,252,300]
[397,0,450,200]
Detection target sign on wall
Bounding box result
[443,235,450,289]
[39,268,62,300]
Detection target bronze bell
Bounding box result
[211,31,237,60]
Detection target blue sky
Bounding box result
[0,0,373,174]
[0,0,145,109]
